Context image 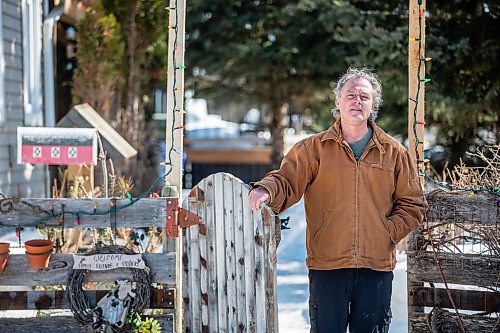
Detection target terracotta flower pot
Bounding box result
[25,239,53,269]
[0,242,9,272]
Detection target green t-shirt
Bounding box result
[348,127,373,160]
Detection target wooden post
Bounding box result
[408,1,426,331]
[165,1,187,332]
[408,0,426,178]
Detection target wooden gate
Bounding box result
[182,173,280,333]
[407,190,500,332]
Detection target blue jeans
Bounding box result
[309,268,393,333]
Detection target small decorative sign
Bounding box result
[17,127,98,165]
[73,253,146,270]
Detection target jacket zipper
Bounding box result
[341,141,359,265]
[341,140,379,267]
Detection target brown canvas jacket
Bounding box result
[254,120,427,271]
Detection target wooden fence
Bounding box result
[0,173,281,333]
[182,173,280,333]
[0,197,176,333]
[407,190,500,332]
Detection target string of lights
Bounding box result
[410,2,499,198]
[411,2,466,332]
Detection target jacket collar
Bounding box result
[321,119,389,154]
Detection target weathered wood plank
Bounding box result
[204,176,219,332]
[224,174,238,331]
[408,251,500,288]
[0,288,174,310]
[262,208,278,333]
[186,202,201,331]
[253,200,267,333]
[182,198,193,333]
[214,173,228,332]
[0,198,174,228]
[409,287,500,312]
[0,252,176,286]
[408,310,499,333]
[194,185,210,332]
[243,181,257,333]
[0,314,173,333]
[233,177,248,331]
[426,189,499,225]
[408,229,425,318]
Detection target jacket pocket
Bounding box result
[371,163,394,173]
[313,210,332,244]
[379,213,396,244]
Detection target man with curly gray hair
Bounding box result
[249,67,426,332]
[331,67,383,122]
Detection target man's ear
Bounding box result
[335,98,340,108]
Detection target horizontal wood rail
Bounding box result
[0,252,176,286]
[426,189,499,225]
[409,311,498,332]
[0,288,174,310]
[0,197,178,228]
[0,315,173,333]
[409,287,500,312]
[407,251,500,288]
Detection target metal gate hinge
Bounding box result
[166,197,203,238]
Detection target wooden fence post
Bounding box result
[165,0,187,332]
[408,0,426,330]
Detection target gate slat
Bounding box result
[243,184,257,333]
[263,209,278,332]
[186,194,202,331]
[196,185,210,331]
[214,173,228,332]
[253,206,267,333]
[182,199,192,332]
[223,174,238,331]
[233,178,248,331]
[205,176,220,333]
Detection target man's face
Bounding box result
[335,77,374,126]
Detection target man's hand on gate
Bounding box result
[248,187,271,212]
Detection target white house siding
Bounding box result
[0,0,46,198]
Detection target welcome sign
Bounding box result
[72,253,146,270]
[17,127,98,165]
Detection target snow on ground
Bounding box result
[276,200,409,332]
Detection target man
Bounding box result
[248,68,427,333]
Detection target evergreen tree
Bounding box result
[185,0,499,171]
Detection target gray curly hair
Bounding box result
[331,67,383,121]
